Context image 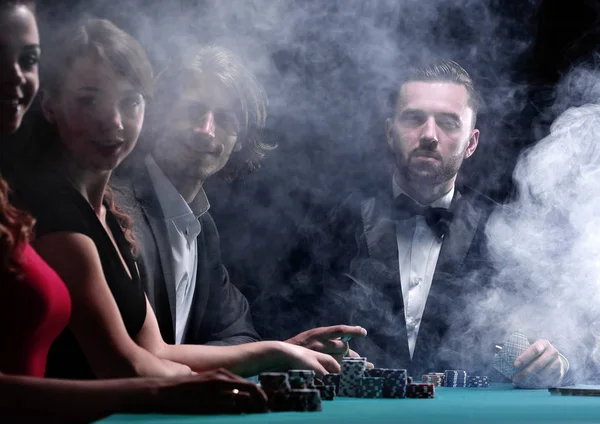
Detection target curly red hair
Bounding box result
[104,186,138,257]
[0,176,35,278]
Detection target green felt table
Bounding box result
[96,384,600,424]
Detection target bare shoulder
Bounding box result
[32,232,105,290]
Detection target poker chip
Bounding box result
[384,369,408,398]
[258,372,291,391]
[467,375,490,388]
[363,368,407,398]
[265,390,291,412]
[259,372,293,412]
[339,357,367,397]
[444,370,468,387]
[314,384,336,401]
[360,377,385,398]
[322,372,341,395]
[288,389,323,412]
[288,369,315,387]
[406,383,435,398]
[422,373,445,386]
[288,376,307,389]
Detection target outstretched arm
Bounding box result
[35,232,339,379]
[0,369,267,423]
[138,297,341,377]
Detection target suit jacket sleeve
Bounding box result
[186,213,261,346]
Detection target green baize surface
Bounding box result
[97,384,600,424]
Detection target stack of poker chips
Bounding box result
[422,372,445,386]
[406,382,435,398]
[359,377,385,398]
[288,370,315,387]
[259,371,324,412]
[314,383,336,401]
[258,372,292,412]
[466,375,490,387]
[287,388,323,412]
[365,368,408,398]
[289,376,307,389]
[444,370,468,387]
[286,370,323,411]
[322,373,341,395]
[339,357,367,397]
[312,376,336,401]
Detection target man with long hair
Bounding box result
[114,44,367,359]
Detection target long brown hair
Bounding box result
[38,18,154,255]
[0,0,37,279]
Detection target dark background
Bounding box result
[23,0,600,338]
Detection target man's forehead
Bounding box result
[179,73,237,110]
[396,81,471,114]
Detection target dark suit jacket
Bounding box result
[286,186,501,377]
[112,164,260,346]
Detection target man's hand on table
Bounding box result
[285,325,373,367]
[512,339,568,388]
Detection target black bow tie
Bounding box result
[393,194,454,239]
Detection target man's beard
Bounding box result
[397,149,466,186]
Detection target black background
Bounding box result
[23,0,600,338]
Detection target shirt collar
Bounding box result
[392,174,454,209]
[145,154,210,220]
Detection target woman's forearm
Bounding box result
[0,373,155,424]
[157,341,284,377]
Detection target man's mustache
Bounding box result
[410,150,442,161]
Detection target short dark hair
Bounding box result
[389,60,480,126]
[147,44,276,181]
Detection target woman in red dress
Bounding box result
[0,1,266,421]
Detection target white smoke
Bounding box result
[482,99,600,381]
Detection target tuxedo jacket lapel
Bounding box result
[360,195,401,299]
[356,194,410,364]
[413,190,484,361]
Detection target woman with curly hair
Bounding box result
[14,9,338,386]
[0,2,268,421]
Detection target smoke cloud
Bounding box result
[39,1,600,378]
[476,65,600,381]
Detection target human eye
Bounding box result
[122,96,141,109]
[120,94,144,116]
[76,96,97,108]
[437,115,461,131]
[18,52,39,71]
[214,111,239,134]
[398,111,424,127]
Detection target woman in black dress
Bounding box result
[17,17,339,381]
[0,2,267,421]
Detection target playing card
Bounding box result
[492,331,531,379]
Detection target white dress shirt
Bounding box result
[146,155,210,344]
[392,176,454,358]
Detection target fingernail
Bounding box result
[514,360,521,368]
